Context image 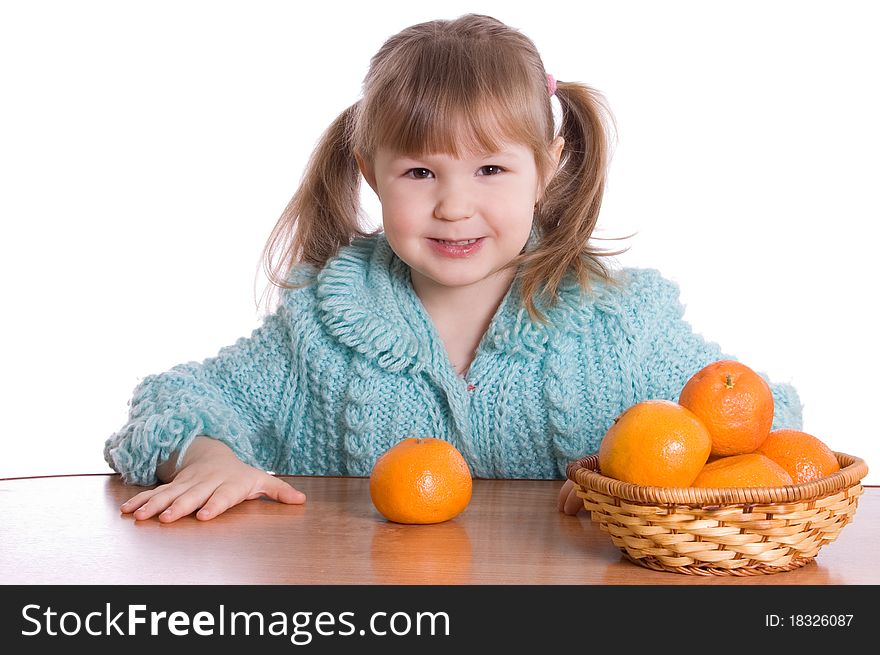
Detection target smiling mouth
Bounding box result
[430,238,481,245]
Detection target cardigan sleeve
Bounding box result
[103,307,295,486]
[621,268,803,431]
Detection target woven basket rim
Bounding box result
[566,451,868,505]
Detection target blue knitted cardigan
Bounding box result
[104,234,802,486]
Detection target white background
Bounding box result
[1,0,877,482]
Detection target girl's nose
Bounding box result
[433,183,474,221]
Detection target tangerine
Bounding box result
[757,428,840,484]
[598,399,711,487]
[678,359,774,457]
[369,437,472,524]
[691,453,793,487]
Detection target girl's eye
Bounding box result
[479,165,505,176]
[405,168,433,179]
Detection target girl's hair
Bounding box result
[260,13,623,320]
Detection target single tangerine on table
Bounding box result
[369,437,472,524]
[678,359,775,457]
[757,428,840,484]
[598,399,711,487]
[691,453,794,488]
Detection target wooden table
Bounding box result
[1,474,876,585]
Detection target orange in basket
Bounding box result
[757,428,841,484]
[598,399,711,487]
[679,359,775,457]
[691,453,793,488]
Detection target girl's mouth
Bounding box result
[427,237,485,258]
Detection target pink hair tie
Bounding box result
[547,74,557,97]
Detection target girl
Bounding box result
[105,13,802,523]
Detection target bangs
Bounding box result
[356,34,550,160]
[371,88,539,159]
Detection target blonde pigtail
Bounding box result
[259,102,373,312]
[518,81,627,322]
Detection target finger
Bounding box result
[120,488,161,514]
[130,481,197,521]
[563,487,584,515]
[557,480,574,512]
[195,482,250,521]
[156,482,220,523]
[258,477,307,505]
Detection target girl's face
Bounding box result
[357,138,563,297]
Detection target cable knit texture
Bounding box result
[105,234,803,485]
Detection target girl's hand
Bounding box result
[119,436,306,522]
[557,479,583,515]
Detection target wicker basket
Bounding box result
[566,452,869,576]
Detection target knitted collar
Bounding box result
[314,233,589,374]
